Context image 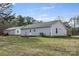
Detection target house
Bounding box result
[21,20,71,36]
[4,20,71,36]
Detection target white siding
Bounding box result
[4,28,21,35]
[51,22,67,36]
[21,27,51,36]
[8,30,16,35]
[5,21,67,36]
[21,22,67,36]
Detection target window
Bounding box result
[56,28,58,34]
[40,32,45,36]
[33,29,36,32]
[25,32,27,35]
[30,29,31,32]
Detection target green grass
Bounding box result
[0,36,79,56]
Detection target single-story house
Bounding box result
[4,20,71,36]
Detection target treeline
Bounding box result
[9,15,42,27]
[69,16,79,35]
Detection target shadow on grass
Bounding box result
[63,37,79,39]
[20,35,79,40]
[42,36,79,40]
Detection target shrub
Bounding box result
[40,33,45,37]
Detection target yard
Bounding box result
[0,36,79,56]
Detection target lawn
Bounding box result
[0,36,79,56]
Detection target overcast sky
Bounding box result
[13,3,79,22]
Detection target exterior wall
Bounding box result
[7,29,16,35]
[50,22,67,36]
[4,28,21,35]
[21,22,67,36]
[21,27,51,36]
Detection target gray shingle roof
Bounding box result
[5,26,23,30]
[21,20,61,29]
[5,20,64,30]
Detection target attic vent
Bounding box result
[17,30,19,33]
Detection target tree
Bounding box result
[76,16,79,27]
[25,16,36,24]
[24,16,42,25]
[69,16,79,35]
[11,15,43,27]
[0,3,14,34]
[16,15,25,26]
[0,3,13,23]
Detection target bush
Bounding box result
[40,33,45,37]
[3,33,8,36]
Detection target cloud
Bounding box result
[38,14,48,17]
[40,6,54,10]
[35,6,55,10]
[12,3,16,5]
[35,14,56,22]
[35,14,70,22]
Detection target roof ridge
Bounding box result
[22,20,61,29]
[25,20,61,26]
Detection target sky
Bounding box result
[13,3,79,22]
